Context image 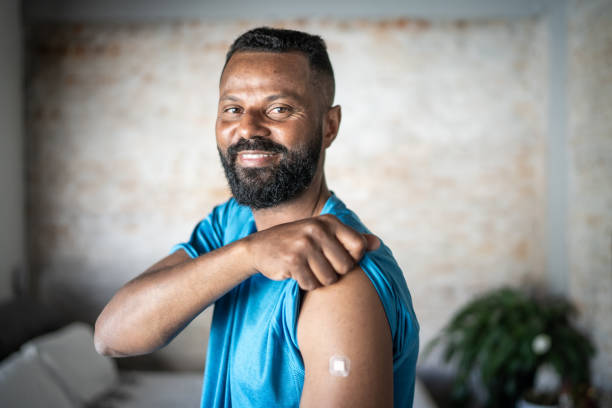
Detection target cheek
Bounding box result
[215,120,234,148]
[279,122,316,147]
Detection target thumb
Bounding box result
[364,233,380,252]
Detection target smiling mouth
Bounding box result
[240,152,276,159]
[237,150,281,167]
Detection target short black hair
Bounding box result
[223,27,335,106]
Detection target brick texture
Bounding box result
[26,18,551,371]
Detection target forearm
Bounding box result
[94,239,253,357]
[94,213,377,358]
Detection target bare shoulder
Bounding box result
[297,267,393,408]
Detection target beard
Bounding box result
[218,131,322,210]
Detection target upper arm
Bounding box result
[297,267,393,408]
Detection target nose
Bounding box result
[237,110,271,140]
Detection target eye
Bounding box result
[223,106,242,114]
[267,105,293,119]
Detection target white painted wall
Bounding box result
[0,0,25,301]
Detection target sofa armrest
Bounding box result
[0,348,76,408]
[23,322,119,406]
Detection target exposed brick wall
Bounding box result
[26,18,549,370]
[568,0,612,399]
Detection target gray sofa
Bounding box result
[0,323,202,408]
[0,321,437,408]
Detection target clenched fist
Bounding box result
[244,214,380,290]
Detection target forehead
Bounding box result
[219,51,314,98]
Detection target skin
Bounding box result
[94,51,393,407]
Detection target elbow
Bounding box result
[94,328,132,357]
[94,333,113,356]
[93,333,144,358]
[94,315,158,358]
[94,315,127,357]
[94,320,117,356]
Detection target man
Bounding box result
[95,27,419,407]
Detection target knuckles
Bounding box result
[282,251,303,266]
[345,236,367,259]
[258,213,364,290]
[301,222,318,236]
[301,218,329,239]
[291,235,315,253]
[318,213,338,223]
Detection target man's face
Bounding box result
[216,52,325,209]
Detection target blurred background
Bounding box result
[1,0,610,407]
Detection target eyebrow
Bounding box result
[219,95,240,102]
[264,92,301,102]
[219,92,302,103]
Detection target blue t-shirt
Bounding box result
[172,194,419,407]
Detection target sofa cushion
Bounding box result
[0,348,75,408]
[23,322,118,405]
[0,297,66,361]
[90,371,203,408]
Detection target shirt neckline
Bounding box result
[245,191,345,232]
[319,191,344,216]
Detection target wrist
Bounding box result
[234,235,258,279]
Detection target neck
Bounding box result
[251,172,331,231]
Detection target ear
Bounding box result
[322,105,342,149]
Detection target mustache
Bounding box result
[227,137,288,159]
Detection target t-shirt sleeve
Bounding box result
[170,202,230,258]
[334,211,420,364]
[360,248,420,363]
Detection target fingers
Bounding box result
[318,233,357,276]
[302,231,379,291]
[253,215,381,291]
[292,261,321,291]
[308,250,339,286]
[306,218,381,290]
[323,215,380,260]
[327,218,368,261]
[297,228,358,290]
[364,233,380,252]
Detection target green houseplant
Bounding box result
[426,287,595,407]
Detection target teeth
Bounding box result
[241,153,274,159]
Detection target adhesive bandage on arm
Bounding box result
[329,354,351,377]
